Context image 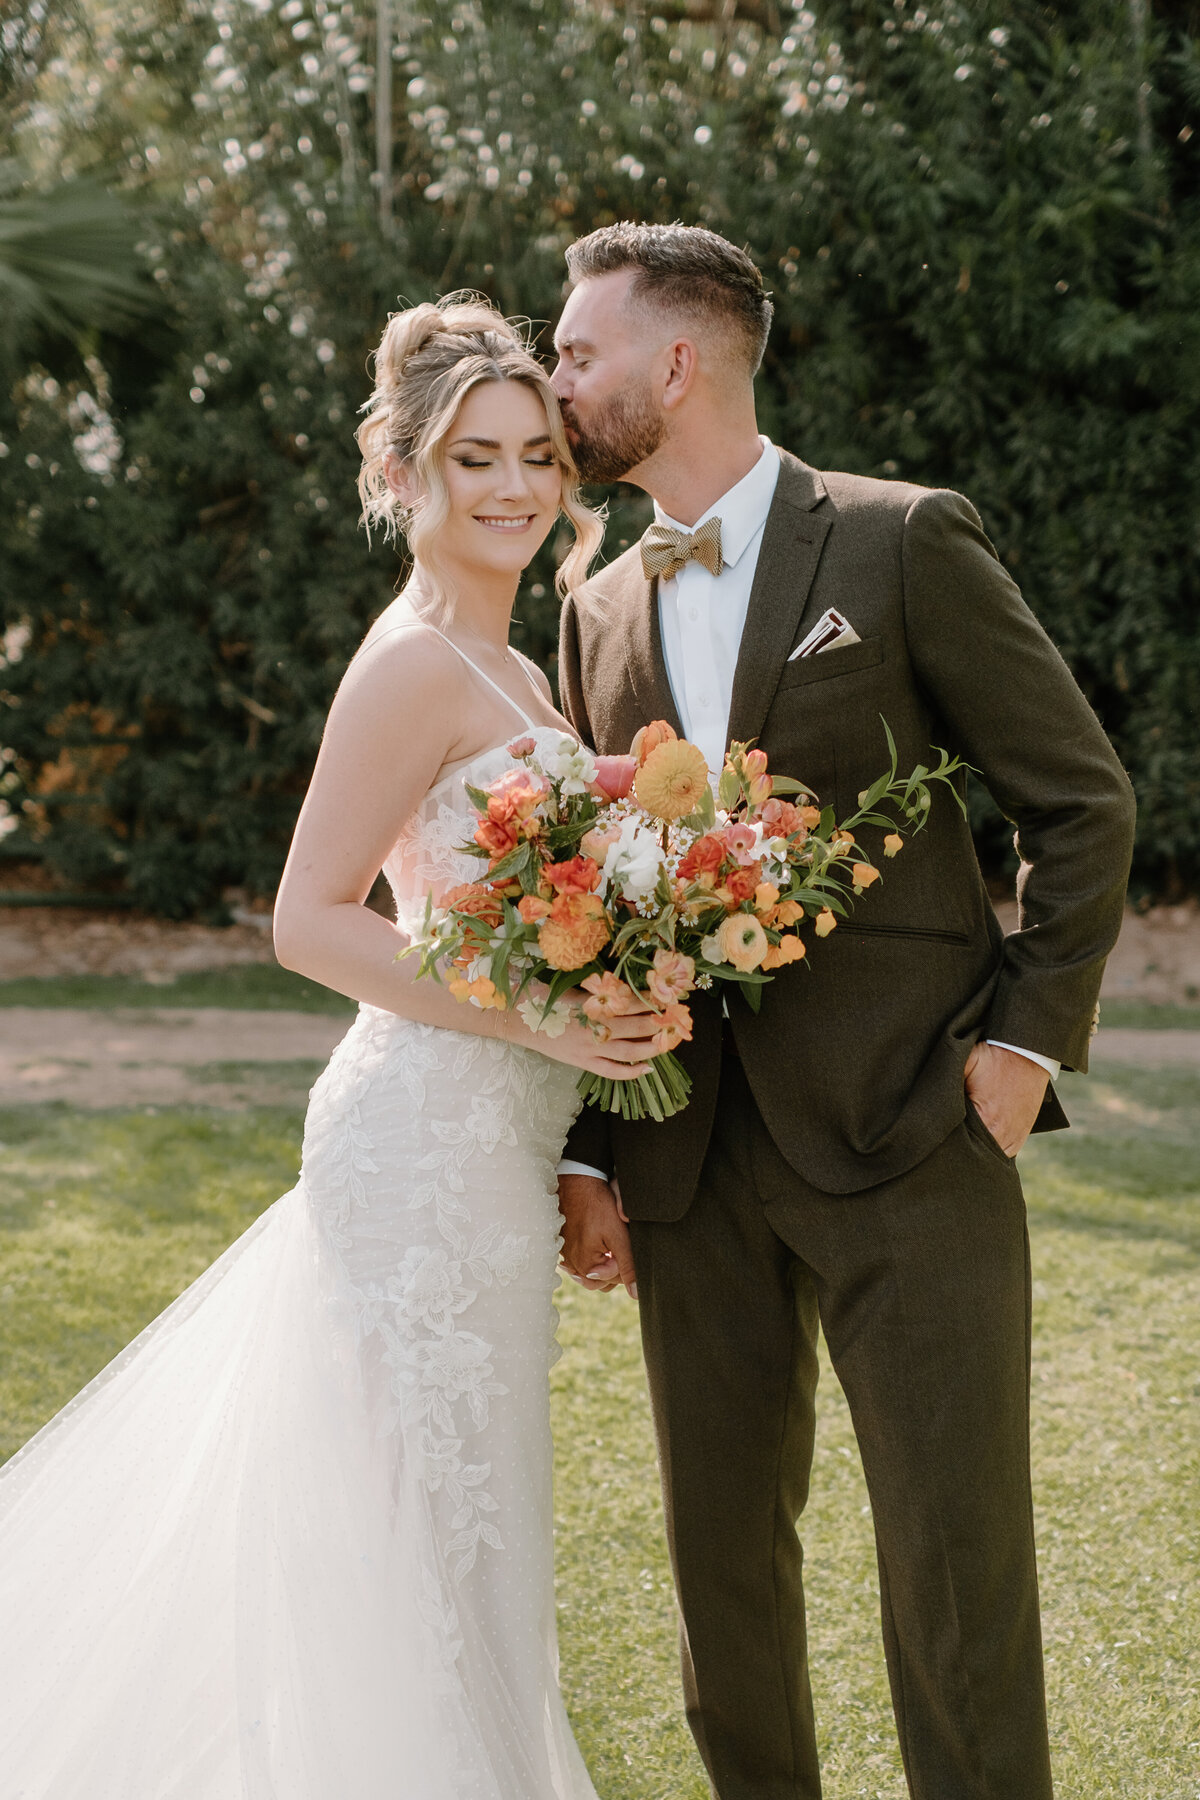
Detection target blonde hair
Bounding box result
[356,292,603,623]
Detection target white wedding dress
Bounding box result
[0,652,599,1800]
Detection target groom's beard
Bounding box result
[563,379,667,484]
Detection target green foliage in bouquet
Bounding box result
[400,722,967,1121]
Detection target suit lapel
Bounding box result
[726,455,831,749]
[620,563,685,739]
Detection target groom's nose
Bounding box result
[550,358,571,400]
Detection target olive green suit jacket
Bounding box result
[558,450,1137,1213]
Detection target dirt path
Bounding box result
[0,1008,351,1109]
[2,901,1199,1000]
[0,1006,1196,1110]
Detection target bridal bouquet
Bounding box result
[400,721,966,1120]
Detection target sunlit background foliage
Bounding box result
[0,0,1197,915]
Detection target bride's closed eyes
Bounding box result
[452,455,557,470]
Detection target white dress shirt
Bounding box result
[558,441,1056,1184]
[655,436,781,777]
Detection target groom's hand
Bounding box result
[964,1041,1050,1159]
[557,1173,637,1298]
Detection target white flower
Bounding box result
[517,995,571,1038]
[391,1247,473,1334]
[413,1429,464,1489]
[601,814,663,903]
[410,1330,496,1397]
[542,734,597,795]
[464,1093,519,1154]
[486,1232,530,1286]
[701,931,726,964]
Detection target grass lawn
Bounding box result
[1,1066,1197,1799]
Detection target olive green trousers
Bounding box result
[629,1044,1053,1800]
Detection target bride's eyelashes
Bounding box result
[452,455,557,470]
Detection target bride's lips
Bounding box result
[474,515,536,532]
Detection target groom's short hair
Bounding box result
[565,223,773,375]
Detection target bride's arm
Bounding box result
[273,632,658,1079]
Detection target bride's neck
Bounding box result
[408,563,518,653]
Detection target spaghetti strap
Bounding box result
[427,625,540,731]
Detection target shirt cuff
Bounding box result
[986,1041,1061,1082]
[556,1159,610,1182]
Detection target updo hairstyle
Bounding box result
[356,292,603,620]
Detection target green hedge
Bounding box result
[1,0,1197,913]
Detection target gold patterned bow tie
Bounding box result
[640,516,724,583]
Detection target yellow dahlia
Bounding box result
[635,738,710,822]
[537,892,611,971]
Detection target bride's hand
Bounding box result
[528,991,669,1082]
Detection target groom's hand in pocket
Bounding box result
[557,1173,636,1298]
[964,1041,1050,1159]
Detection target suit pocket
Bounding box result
[963,1097,1016,1165]
[775,635,884,691]
[836,921,971,946]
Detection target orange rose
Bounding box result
[518,894,552,923]
[473,816,520,862]
[725,864,763,904]
[678,832,727,881]
[443,883,505,930]
[537,892,610,971]
[544,855,602,896]
[485,767,549,825]
[759,797,807,839]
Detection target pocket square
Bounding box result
[788,608,862,660]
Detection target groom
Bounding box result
[550,224,1135,1800]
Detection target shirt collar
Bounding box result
[654,436,779,572]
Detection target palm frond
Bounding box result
[0,161,151,350]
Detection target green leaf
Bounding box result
[482,840,533,885]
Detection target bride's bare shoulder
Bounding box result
[340,608,462,705]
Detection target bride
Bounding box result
[0,295,664,1798]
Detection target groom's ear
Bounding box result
[660,336,700,412]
